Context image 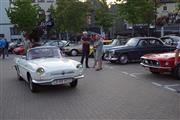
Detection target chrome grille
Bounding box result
[142,59,160,66]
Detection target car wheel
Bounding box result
[119,54,128,64]
[175,65,180,80]
[28,74,38,92]
[15,65,23,81]
[71,49,78,56]
[70,79,78,88]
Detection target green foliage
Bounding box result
[55,0,87,33]
[177,3,180,11]
[95,0,115,31]
[117,0,155,25]
[6,0,39,33]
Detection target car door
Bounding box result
[134,39,151,59]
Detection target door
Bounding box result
[134,39,152,60]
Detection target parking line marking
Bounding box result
[152,82,163,87]
[121,72,129,75]
[129,74,137,78]
[164,84,180,87]
[131,72,144,75]
[164,86,176,92]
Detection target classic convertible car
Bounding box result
[140,52,180,79]
[104,37,176,64]
[14,46,84,92]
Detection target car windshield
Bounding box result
[111,39,119,46]
[125,38,139,46]
[27,47,61,60]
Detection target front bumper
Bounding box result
[140,63,172,72]
[140,63,171,69]
[105,56,118,61]
[32,74,84,85]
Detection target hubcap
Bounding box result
[71,50,77,56]
[120,55,128,64]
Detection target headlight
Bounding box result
[36,67,45,75]
[156,61,160,66]
[144,60,148,64]
[76,64,83,69]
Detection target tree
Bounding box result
[95,0,114,32]
[55,0,87,33]
[6,0,39,34]
[117,0,155,36]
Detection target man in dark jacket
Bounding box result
[80,31,91,68]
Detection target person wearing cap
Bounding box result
[80,31,90,68]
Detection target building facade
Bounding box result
[0,0,56,41]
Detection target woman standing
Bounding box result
[94,34,103,71]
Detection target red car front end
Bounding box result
[140,52,176,74]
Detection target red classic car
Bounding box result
[140,52,180,79]
[12,45,25,55]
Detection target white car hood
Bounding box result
[28,58,79,70]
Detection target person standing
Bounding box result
[94,34,103,71]
[0,34,6,59]
[4,39,9,57]
[22,33,30,54]
[80,31,90,68]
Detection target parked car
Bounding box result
[104,37,176,64]
[63,42,94,56]
[9,42,22,53]
[43,40,68,50]
[12,44,25,55]
[160,35,180,47]
[103,38,128,58]
[140,52,180,79]
[14,46,84,92]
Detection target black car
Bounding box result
[160,35,180,47]
[104,37,176,64]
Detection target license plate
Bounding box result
[51,79,72,85]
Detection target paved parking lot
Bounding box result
[0,55,180,120]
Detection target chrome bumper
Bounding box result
[105,57,118,61]
[140,63,171,69]
[32,75,84,85]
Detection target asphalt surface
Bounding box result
[0,55,180,120]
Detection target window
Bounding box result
[149,39,163,46]
[10,27,20,35]
[47,0,54,2]
[32,0,36,2]
[138,40,149,47]
[38,0,45,2]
